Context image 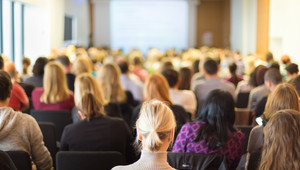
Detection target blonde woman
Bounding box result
[259,109,300,170]
[32,62,75,111]
[131,73,189,135]
[112,100,176,170]
[72,73,122,122]
[246,83,300,169]
[60,93,136,164]
[72,56,92,76]
[97,63,136,124]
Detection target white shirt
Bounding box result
[120,73,144,102]
[169,89,197,118]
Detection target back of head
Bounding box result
[285,63,299,75]
[4,62,17,79]
[264,68,282,85]
[269,61,280,70]
[260,109,300,170]
[161,69,179,88]
[256,66,268,86]
[97,63,126,103]
[77,93,105,121]
[0,55,4,70]
[265,52,274,63]
[192,59,200,74]
[136,99,176,151]
[41,61,69,103]
[144,73,172,104]
[281,55,291,65]
[33,57,48,76]
[178,67,192,90]
[264,83,300,120]
[74,73,107,107]
[203,58,218,75]
[56,55,71,67]
[22,57,31,75]
[72,57,92,76]
[0,71,12,101]
[228,62,237,74]
[196,89,235,149]
[117,59,129,74]
[289,75,300,96]
[160,60,174,72]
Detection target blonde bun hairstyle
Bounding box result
[136,99,176,151]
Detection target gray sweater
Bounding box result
[112,150,175,170]
[0,107,52,170]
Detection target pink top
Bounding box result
[8,83,29,111]
[132,68,148,83]
[32,88,75,111]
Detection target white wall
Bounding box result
[269,0,300,64]
[230,0,257,57]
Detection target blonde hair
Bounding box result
[41,62,71,103]
[259,109,300,170]
[76,93,105,121]
[74,73,108,107]
[72,57,92,76]
[144,73,173,105]
[264,83,300,120]
[136,99,176,151]
[97,63,126,103]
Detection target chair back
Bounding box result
[56,151,122,170]
[167,152,228,170]
[234,108,255,126]
[38,122,58,165]
[246,150,262,170]
[0,150,17,170]
[235,126,254,154]
[236,92,250,108]
[6,151,31,170]
[30,110,72,141]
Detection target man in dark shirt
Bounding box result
[56,55,75,91]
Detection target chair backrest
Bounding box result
[236,92,250,108]
[38,122,58,165]
[30,110,73,141]
[246,150,262,170]
[235,126,254,154]
[0,150,17,170]
[234,108,255,126]
[167,152,228,170]
[56,151,123,170]
[6,151,31,170]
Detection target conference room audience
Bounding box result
[72,56,93,76]
[172,89,245,169]
[0,70,52,170]
[60,92,136,164]
[259,109,300,170]
[24,57,48,87]
[178,67,192,90]
[246,83,300,168]
[72,73,122,122]
[117,59,144,102]
[20,57,32,81]
[32,61,75,111]
[162,69,197,117]
[193,58,235,110]
[225,62,243,87]
[285,63,299,81]
[97,63,136,125]
[56,55,76,91]
[112,100,176,170]
[4,62,29,111]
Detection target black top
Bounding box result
[0,151,17,170]
[23,76,43,88]
[66,73,75,92]
[255,96,268,117]
[60,116,136,164]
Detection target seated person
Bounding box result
[24,57,48,87]
[60,93,136,164]
[224,62,243,87]
[0,70,52,169]
[56,55,76,91]
[112,100,176,170]
[4,62,29,111]
[32,62,75,111]
[172,89,245,169]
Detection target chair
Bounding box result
[38,122,58,165]
[167,152,228,170]
[56,151,123,170]
[246,150,262,170]
[236,92,250,108]
[6,151,31,170]
[235,126,253,154]
[234,108,255,126]
[0,150,17,170]
[30,110,73,141]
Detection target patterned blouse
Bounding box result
[172,121,245,169]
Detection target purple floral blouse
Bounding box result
[172,121,245,169]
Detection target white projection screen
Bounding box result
[110,0,188,54]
